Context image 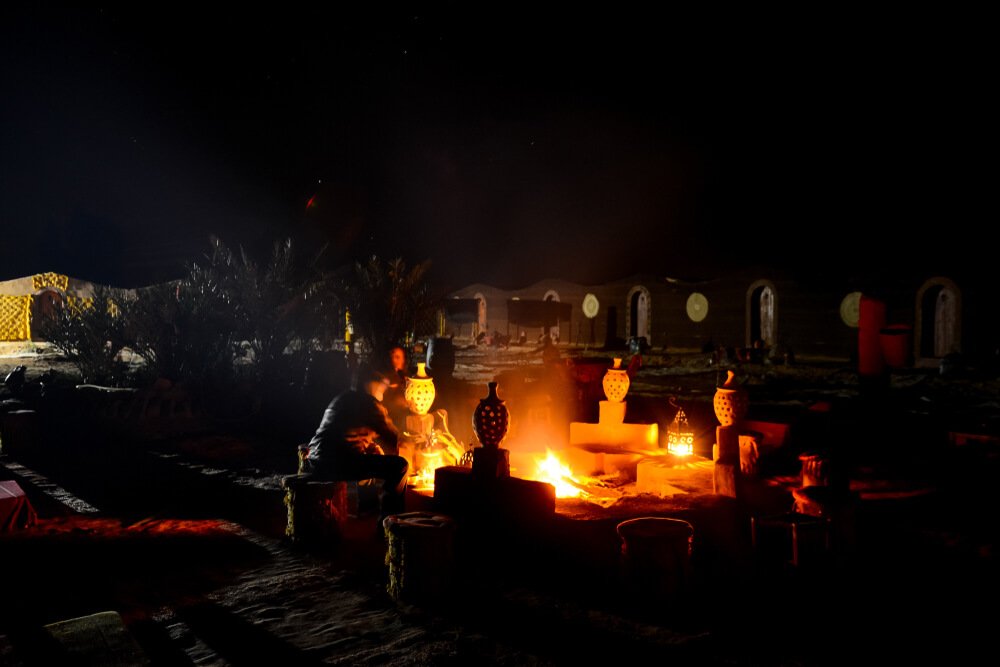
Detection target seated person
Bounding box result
[302,366,409,524]
[381,345,410,429]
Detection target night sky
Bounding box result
[2,7,991,292]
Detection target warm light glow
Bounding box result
[405,362,436,415]
[411,465,437,492]
[407,425,468,492]
[667,431,694,457]
[531,449,585,498]
[409,443,445,491]
[666,399,694,456]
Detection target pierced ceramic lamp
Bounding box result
[405,362,436,416]
[713,369,748,426]
[602,357,630,403]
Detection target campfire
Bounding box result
[524,449,623,506]
[531,449,583,498]
[409,444,627,506]
[404,382,708,507]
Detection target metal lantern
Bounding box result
[404,362,436,416]
[667,398,694,457]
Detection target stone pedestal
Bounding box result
[568,400,659,476]
[634,455,713,496]
[599,400,626,425]
[405,413,434,437]
[713,425,740,497]
[471,446,510,480]
[713,461,738,497]
[432,465,555,526]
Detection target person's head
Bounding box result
[366,369,392,401]
[388,346,407,373]
[355,366,392,401]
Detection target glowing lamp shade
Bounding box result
[667,400,694,457]
[602,357,630,403]
[405,362,436,416]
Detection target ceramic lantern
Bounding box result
[472,381,510,449]
[602,357,630,403]
[713,369,748,426]
[405,362,436,416]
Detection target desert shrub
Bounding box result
[34,285,134,386]
[128,247,239,390]
[223,237,337,390]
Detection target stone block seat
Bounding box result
[281,445,380,549]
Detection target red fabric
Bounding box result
[0,480,38,532]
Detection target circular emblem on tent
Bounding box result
[840,292,862,328]
[686,292,708,322]
[582,293,600,319]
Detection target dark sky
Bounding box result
[2,7,992,292]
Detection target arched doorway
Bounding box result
[473,292,487,338]
[543,289,561,342]
[745,280,777,349]
[30,288,65,342]
[916,277,961,364]
[626,285,651,346]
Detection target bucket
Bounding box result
[879,324,912,369]
[616,516,694,599]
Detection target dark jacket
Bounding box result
[306,390,399,467]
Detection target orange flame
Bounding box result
[531,449,585,498]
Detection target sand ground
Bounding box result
[2,341,999,665]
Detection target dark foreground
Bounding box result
[1,347,999,665]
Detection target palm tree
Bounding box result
[346,256,436,364]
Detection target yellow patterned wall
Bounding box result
[1,274,116,341]
[65,295,95,314]
[32,272,69,291]
[0,295,32,341]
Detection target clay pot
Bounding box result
[602,357,630,403]
[713,370,748,426]
[472,381,509,449]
